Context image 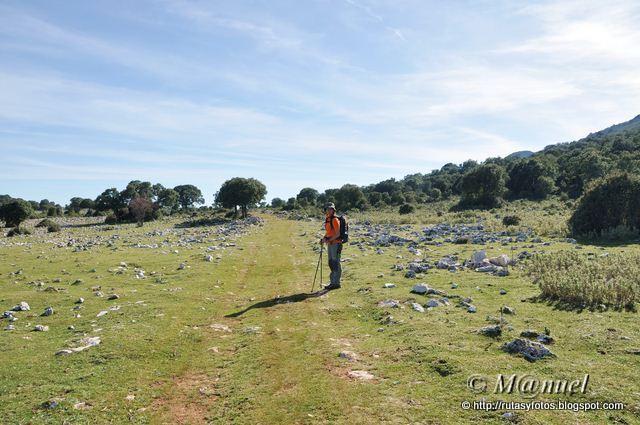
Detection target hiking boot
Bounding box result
[324,283,341,290]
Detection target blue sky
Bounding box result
[1,0,640,205]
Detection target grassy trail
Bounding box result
[154,216,366,424]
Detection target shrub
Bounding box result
[0,199,33,228]
[7,227,31,237]
[47,222,61,233]
[502,215,521,226]
[527,251,640,309]
[398,203,415,215]
[104,214,118,224]
[36,218,56,228]
[569,173,640,239]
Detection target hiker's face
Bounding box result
[325,208,334,216]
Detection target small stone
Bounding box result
[479,325,502,337]
[411,302,425,312]
[68,325,75,330]
[204,255,214,262]
[42,306,54,316]
[42,399,59,409]
[338,351,358,361]
[72,279,84,285]
[467,305,477,313]
[500,289,507,295]
[520,329,539,338]
[383,283,396,288]
[76,298,84,304]
[243,326,261,334]
[96,310,108,317]
[425,299,440,308]
[451,283,458,289]
[107,294,119,300]
[11,301,30,312]
[34,325,49,332]
[378,299,401,308]
[210,323,232,332]
[4,325,15,331]
[348,370,375,380]
[501,306,515,315]
[125,394,135,401]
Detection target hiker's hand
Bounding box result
[320,237,326,245]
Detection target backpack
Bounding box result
[338,215,349,243]
[327,215,349,243]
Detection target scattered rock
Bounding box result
[479,325,502,337]
[42,399,59,409]
[55,336,101,355]
[489,254,511,267]
[338,351,358,361]
[378,299,401,308]
[210,323,232,332]
[107,294,119,300]
[501,306,515,315]
[411,302,425,312]
[243,326,261,334]
[425,299,440,308]
[536,335,554,344]
[33,325,49,332]
[348,370,375,380]
[76,298,84,304]
[520,330,539,338]
[11,301,30,312]
[96,310,108,317]
[502,338,554,362]
[42,306,54,316]
[383,283,396,288]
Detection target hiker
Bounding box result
[320,202,343,290]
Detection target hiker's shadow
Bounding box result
[224,290,328,318]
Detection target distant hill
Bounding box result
[583,114,640,139]
[505,150,534,160]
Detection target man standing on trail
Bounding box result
[321,202,342,290]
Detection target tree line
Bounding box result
[0,177,267,230]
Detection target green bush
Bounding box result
[36,218,56,228]
[0,199,33,228]
[502,215,521,226]
[569,173,640,239]
[398,203,415,215]
[104,214,118,224]
[47,222,61,233]
[7,227,31,237]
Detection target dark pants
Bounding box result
[328,243,342,286]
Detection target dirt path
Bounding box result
[155,216,362,424]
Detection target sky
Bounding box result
[1,0,640,206]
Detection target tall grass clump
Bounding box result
[528,251,640,309]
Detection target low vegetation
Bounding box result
[528,251,640,309]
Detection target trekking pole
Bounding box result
[311,243,323,292]
[320,244,323,289]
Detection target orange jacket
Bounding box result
[324,215,341,244]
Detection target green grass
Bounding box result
[1,211,639,424]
